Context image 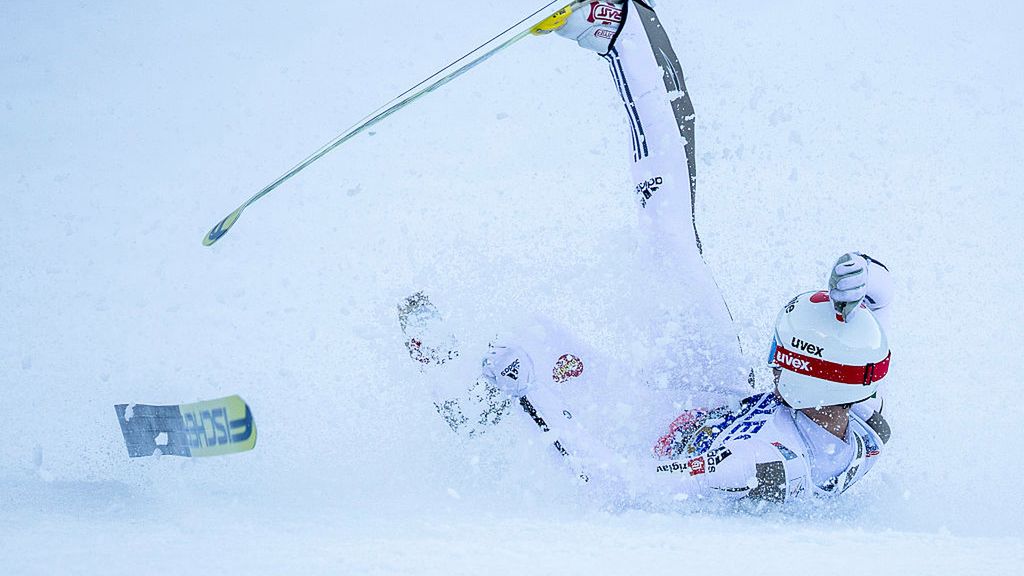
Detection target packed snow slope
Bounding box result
[1,1,1022,574]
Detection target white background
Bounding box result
[1,1,1022,573]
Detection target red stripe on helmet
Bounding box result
[809,291,831,304]
[773,345,890,385]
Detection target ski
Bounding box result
[202,0,587,246]
[114,395,257,458]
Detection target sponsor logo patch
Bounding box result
[784,295,800,313]
[501,359,520,381]
[552,353,584,383]
[182,405,253,448]
[655,461,688,474]
[687,456,706,476]
[790,337,824,357]
[635,176,663,207]
[864,433,881,457]
[704,447,732,473]
[774,349,811,372]
[588,2,623,24]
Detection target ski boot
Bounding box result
[532,1,626,53]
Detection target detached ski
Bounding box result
[114,395,256,458]
[202,0,587,246]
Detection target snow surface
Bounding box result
[2,1,1023,574]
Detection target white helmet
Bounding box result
[769,291,890,409]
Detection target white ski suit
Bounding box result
[415,1,896,504]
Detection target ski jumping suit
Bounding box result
[416,1,895,504]
[507,2,895,503]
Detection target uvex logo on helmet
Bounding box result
[790,338,824,357]
[588,2,623,24]
[775,349,811,372]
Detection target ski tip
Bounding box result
[203,207,244,246]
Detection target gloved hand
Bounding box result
[829,252,869,320]
[481,344,535,397]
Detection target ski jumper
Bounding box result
[410,1,895,504]
[508,2,895,503]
